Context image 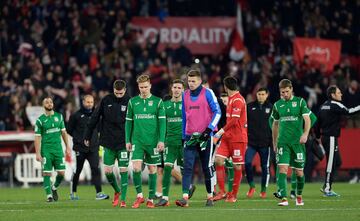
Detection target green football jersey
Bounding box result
[164,100,182,144]
[34,112,65,153]
[125,95,166,146]
[270,96,310,144]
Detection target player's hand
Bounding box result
[157,142,165,152]
[126,143,132,152]
[316,138,322,145]
[84,140,90,147]
[66,147,71,157]
[299,133,308,144]
[199,128,212,141]
[273,143,277,152]
[36,154,43,162]
[214,128,224,139]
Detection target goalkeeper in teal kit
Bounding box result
[125,74,166,208]
[35,97,71,202]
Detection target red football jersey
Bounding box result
[223,92,248,142]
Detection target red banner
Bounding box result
[131,17,236,55]
[293,37,341,72]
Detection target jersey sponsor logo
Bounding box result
[265,108,270,113]
[45,128,61,134]
[280,116,299,122]
[321,105,330,110]
[167,117,182,123]
[135,114,156,119]
[148,100,153,106]
[108,104,112,107]
[189,105,200,110]
[121,105,127,112]
[280,104,285,107]
[134,102,140,105]
[292,102,297,107]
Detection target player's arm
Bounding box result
[60,115,71,156]
[34,119,42,162]
[181,93,186,139]
[300,98,311,144]
[205,89,221,132]
[270,104,280,152]
[333,102,360,115]
[219,98,244,136]
[157,99,166,151]
[125,100,133,151]
[85,99,103,142]
[66,112,76,137]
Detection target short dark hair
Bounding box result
[257,87,268,93]
[279,79,293,89]
[113,80,126,90]
[172,79,185,87]
[187,69,201,78]
[223,76,238,91]
[220,92,228,97]
[327,85,338,99]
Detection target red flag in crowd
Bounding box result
[293,37,341,72]
[229,0,246,61]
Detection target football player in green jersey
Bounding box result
[155,79,185,206]
[270,79,311,206]
[125,74,166,208]
[35,97,71,202]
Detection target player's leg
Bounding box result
[87,150,109,200]
[42,153,53,202]
[276,143,291,206]
[258,147,271,198]
[70,151,86,200]
[103,147,120,206]
[131,143,145,208]
[157,145,176,206]
[155,152,165,199]
[144,145,161,208]
[214,139,230,200]
[53,152,66,201]
[228,142,245,202]
[175,142,196,207]
[244,145,257,197]
[117,149,129,207]
[292,143,306,205]
[290,166,297,199]
[198,141,215,206]
[322,136,340,196]
[225,159,234,193]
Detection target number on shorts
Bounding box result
[278,147,283,155]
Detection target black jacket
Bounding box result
[67,108,98,152]
[84,93,130,150]
[247,100,273,148]
[315,99,360,138]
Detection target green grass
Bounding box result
[0,183,359,221]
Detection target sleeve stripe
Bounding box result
[61,128,66,131]
[36,119,42,125]
[231,114,240,117]
[302,113,310,116]
[331,101,347,110]
[211,113,221,127]
[349,105,360,114]
[206,88,219,104]
[126,118,133,121]
[34,134,41,136]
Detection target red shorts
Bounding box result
[215,139,247,164]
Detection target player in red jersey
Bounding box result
[213,76,248,202]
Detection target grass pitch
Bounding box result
[0,183,359,221]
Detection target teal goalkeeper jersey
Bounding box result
[164,100,182,145]
[270,96,311,144]
[125,95,166,146]
[34,112,65,153]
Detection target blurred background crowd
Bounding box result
[0,0,359,131]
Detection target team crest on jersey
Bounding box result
[54,117,59,122]
[148,101,153,106]
[265,108,270,113]
[292,102,297,107]
[121,105,126,112]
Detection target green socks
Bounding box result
[53,174,64,189]
[297,175,305,196]
[162,166,172,197]
[120,172,128,201]
[149,173,157,199]
[291,170,297,192]
[227,167,234,192]
[106,173,120,193]
[43,176,52,195]
[278,173,287,198]
[133,171,142,194]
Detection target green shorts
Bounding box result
[276,143,306,169]
[164,144,183,167]
[131,142,161,165]
[103,147,129,168]
[42,151,65,173]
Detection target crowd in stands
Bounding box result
[0,0,359,131]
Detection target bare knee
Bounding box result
[215,157,225,166]
[104,166,113,174]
